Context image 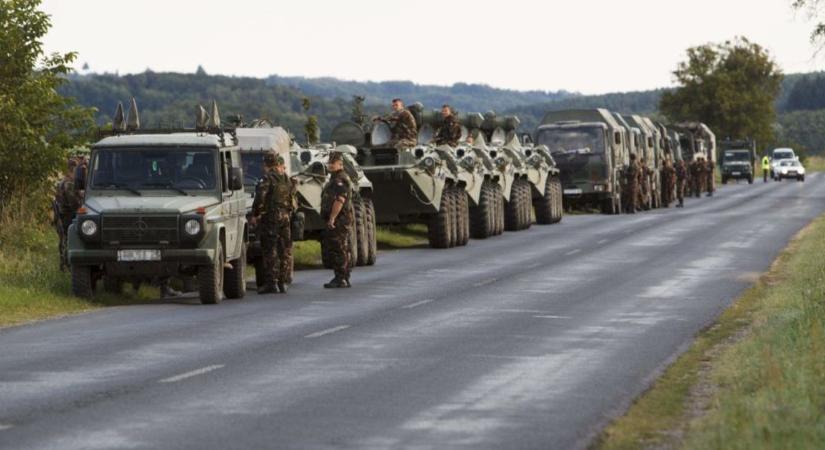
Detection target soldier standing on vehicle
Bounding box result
[54,158,82,271]
[623,153,641,213]
[375,98,417,150]
[434,104,462,147]
[675,159,687,207]
[705,158,715,197]
[761,155,771,182]
[322,152,353,288]
[661,158,676,207]
[251,152,296,294]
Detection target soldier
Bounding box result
[251,152,296,294]
[375,98,417,150]
[623,153,641,213]
[639,157,650,209]
[675,159,687,207]
[321,152,353,289]
[705,158,715,197]
[434,104,462,147]
[661,158,676,207]
[690,157,704,198]
[54,158,82,271]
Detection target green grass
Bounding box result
[805,155,825,172]
[376,224,428,249]
[594,214,825,450]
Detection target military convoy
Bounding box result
[64,97,727,304]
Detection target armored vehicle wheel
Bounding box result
[428,186,454,249]
[254,258,266,287]
[71,265,94,299]
[447,186,459,248]
[363,197,378,265]
[456,189,470,246]
[103,276,123,294]
[505,186,520,232]
[550,177,563,224]
[354,197,370,266]
[521,181,533,230]
[224,245,246,300]
[491,184,503,236]
[534,176,554,225]
[198,242,224,305]
[470,181,494,239]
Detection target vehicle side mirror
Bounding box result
[229,167,243,191]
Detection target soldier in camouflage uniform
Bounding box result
[54,158,82,271]
[705,158,715,197]
[675,159,687,207]
[660,158,676,207]
[639,157,651,209]
[623,153,641,214]
[376,98,418,150]
[689,158,704,198]
[322,152,353,289]
[251,153,296,294]
[434,104,462,147]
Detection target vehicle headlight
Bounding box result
[494,156,507,169]
[593,184,605,192]
[81,219,98,236]
[184,219,201,236]
[421,156,435,169]
[460,155,475,170]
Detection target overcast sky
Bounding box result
[41,0,820,95]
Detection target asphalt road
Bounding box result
[2,174,825,450]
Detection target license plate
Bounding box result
[118,249,161,262]
[563,188,583,195]
[788,171,797,175]
[732,172,741,176]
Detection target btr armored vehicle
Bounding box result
[68,100,248,304]
[719,139,756,184]
[535,109,627,214]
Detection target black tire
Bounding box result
[363,197,378,265]
[550,177,563,223]
[456,188,470,246]
[223,245,246,300]
[447,186,458,248]
[470,181,493,239]
[71,265,94,299]
[505,182,521,232]
[198,241,224,305]
[254,258,266,287]
[103,276,122,294]
[534,176,554,225]
[494,184,504,236]
[354,196,370,266]
[428,185,453,249]
[520,181,532,230]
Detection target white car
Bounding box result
[770,148,796,178]
[774,159,805,182]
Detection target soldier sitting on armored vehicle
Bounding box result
[434,104,462,147]
[373,98,417,150]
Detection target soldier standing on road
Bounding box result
[705,158,715,197]
[322,152,354,289]
[675,159,687,207]
[762,155,771,182]
[434,104,462,147]
[689,157,703,198]
[251,153,296,294]
[375,98,418,150]
[623,153,641,213]
[638,157,650,209]
[661,158,676,207]
[54,158,82,271]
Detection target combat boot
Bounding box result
[258,285,278,294]
[343,277,352,288]
[277,281,287,294]
[324,277,347,289]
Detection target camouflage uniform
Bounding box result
[322,161,353,286]
[638,158,651,209]
[705,159,715,196]
[434,114,462,147]
[661,161,676,207]
[623,157,641,213]
[384,109,418,150]
[54,161,82,270]
[675,160,687,207]
[689,160,704,198]
[252,156,296,293]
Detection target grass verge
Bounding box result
[594,214,825,450]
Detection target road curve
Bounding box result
[2,174,824,450]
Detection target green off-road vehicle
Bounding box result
[67,100,249,304]
[719,139,756,184]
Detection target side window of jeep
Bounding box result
[220,152,229,192]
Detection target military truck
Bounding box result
[622,115,661,210]
[719,139,756,184]
[331,105,468,249]
[535,109,627,214]
[68,100,248,304]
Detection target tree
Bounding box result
[302,97,319,145]
[660,37,783,145]
[793,0,825,47]
[0,0,95,205]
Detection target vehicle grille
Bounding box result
[101,215,179,245]
[372,149,399,166]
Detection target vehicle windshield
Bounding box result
[723,151,750,162]
[780,160,799,167]
[90,148,217,192]
[536,127,605,155]
[240,152,266,188]
[773,150,794,160]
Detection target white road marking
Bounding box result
[160,365,225,383]
[402,299,435,309]
[597,239,609,245]
[533,315,571,319]
[564,249,581,256]
[473,278,497,287]
[305,325,351,339]
[0,424,13,431]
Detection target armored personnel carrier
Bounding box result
[68,100,249,304]
[331,106,467,249]
[535,109,627,214]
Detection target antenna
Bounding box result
[126,97,140,131]
[112,102,126,131]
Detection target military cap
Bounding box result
[263,152,284,167]
[328,152,344,163]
